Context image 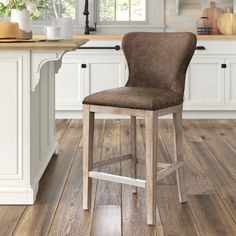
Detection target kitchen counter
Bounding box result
[34,34,236,41]
[74,34,236,41]
[197,35,236,40]
[74,34,124,40]
[0,39,88,50]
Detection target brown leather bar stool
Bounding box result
[82,32,197,225]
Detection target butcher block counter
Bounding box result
[32,34,236,42]
[0,39,87,204]
[0,38,88,50]
[72,34,236,41]
[197,35,236,40]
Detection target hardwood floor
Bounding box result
[1,119,236,236]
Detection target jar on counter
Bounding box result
[197,16,212,35]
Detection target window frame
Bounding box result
[32,0,80,26]
[96,0,149,25]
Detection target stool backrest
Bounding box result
[122,32,197,96]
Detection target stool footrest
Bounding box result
[93,154,132,169]
[137,158,173,169]
[89,161,183,188]
[89,171,146,188]
[157,161,183,181]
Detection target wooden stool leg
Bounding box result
[131,116,137,193]
[83,104,95,210]
[145,111,157,225]
[173,110,187,203]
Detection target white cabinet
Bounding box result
[225,58,236,107]
[84,57,126,96]
[184,57,225,110]
[56,39,236,118]
[56,57,84,111]
[184,56,236,112]
[56,52,126,112]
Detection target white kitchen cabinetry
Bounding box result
[56,45,126,116]
[84,57,126,95]
[0,40,84,204]
[56,57,84,111]
[56,39,236,119]
[184,57,225,109]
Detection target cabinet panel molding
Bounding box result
[56,54,126,111]
[184,57,225,109]
[0,55,24,179]
[225,59,236,106]
[56,58,84,110]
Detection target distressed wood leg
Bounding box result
[173,109,187,203]
[83,104,95,210]
[145,111,157,225]
[131,116,137,194]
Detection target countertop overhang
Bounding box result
[0,39,88,50]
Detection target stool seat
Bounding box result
[83,87,183,110]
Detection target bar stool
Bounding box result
[82,32,196,225]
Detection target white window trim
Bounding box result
[81,0,165,33]
[96,0,149,25]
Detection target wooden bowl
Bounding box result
[0,22,21,39]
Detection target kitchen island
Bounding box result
[0,39,88,204]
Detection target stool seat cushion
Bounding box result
[83,87,183,110]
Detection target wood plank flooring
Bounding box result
[1,119,236,236]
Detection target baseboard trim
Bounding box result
[0,183,38,205]
[56,110,236,119]
[0,143,57,205]
[30,142,58,195]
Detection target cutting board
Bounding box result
[203,2,224,34]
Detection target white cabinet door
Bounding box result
[184,57,225,110]
[84,56,126,96]
[56,55,126,112]
[225,59,236,107]
[56,57,84,110]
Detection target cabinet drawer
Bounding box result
[196,40,236,55]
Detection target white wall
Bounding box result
[165,0,233,33]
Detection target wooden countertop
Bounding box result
[3,34,234,51]
[197,35,236,40]
[72,34,236,41]
[0,39,88,50]
[73,34,123,40]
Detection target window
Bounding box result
[97,0,147,24]
[36,0,77,24]
[32,0,165,34]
